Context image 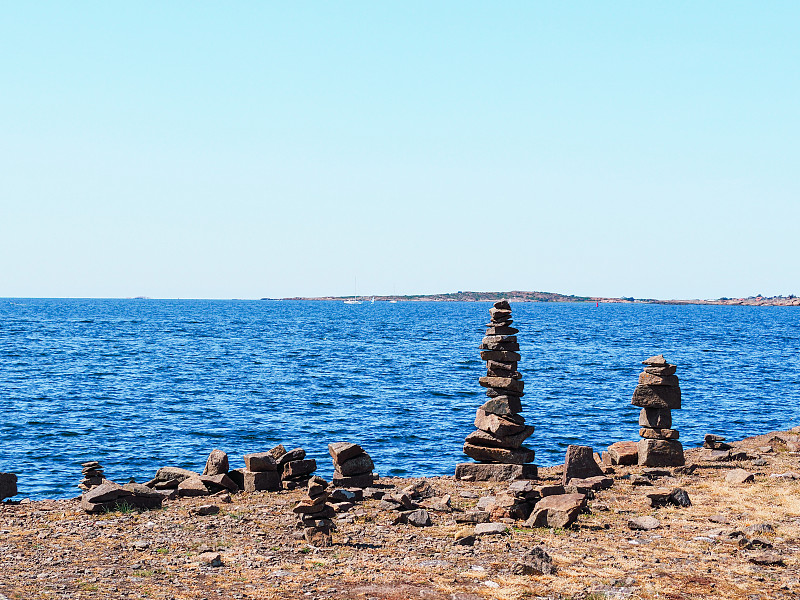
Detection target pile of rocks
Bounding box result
[271,445,317,490]
[329,442,377,487]
[456,300,537,482]
[633,355,685,466]
[144,451,239,498]
[78,461,106,491]
[293,476,335,546]
[81,481,163,513]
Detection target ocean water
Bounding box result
[1,298,798,500]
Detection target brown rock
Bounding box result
[480,350,522,363]
[83,482,131,504]
[454,462,538,482]
[640,427,680,440]
[485,325,519,336]
[479,341,520,352]
[243,453,278,472]
[638,439,685,467]
[328,442,365,464]
[267,444,287,461]
[525,493,586,528]
[489,308,512,321]
[277,448,306,466]
[234,469,280,492]
[725,468,755,484]
[642,354,668,366]
[479,395,523,416]
[465,426,535,449]
[561,445,604,485]
[645,364,677,376]
[478,377,524,394]
[493,299,511,310]
[282,458,317,479]
[639,408,673,429]
[632,385,681,410]
[202,449,229,476]
[331,473,377,488]
[178,477,211,497]
[463,442,535,464]
[200,474,238,493]
[638,372,679,386]
[153,467,199,485]
[335,454,374,477]
[474,409,526,437]
[607,441,639,465]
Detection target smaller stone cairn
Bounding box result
[271,445,317,490]
[633,355,685,466]
[293,475,336,546]
[79,461,106,491]
[455,300,537,482]
[329,442,377,488]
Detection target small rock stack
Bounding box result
[456,300,537,481]
[79,461,106,491]
[270,445,317,490]
[329,442,377,487]
[293,476,335,546]
[633,355,685,466]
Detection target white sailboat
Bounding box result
[344,278,361,304]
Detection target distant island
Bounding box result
[265,290,799,306]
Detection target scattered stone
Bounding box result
[511,546,555,575]
[474,522,508,536]
[404,509,432,527]
[198,552,223,567]
[703,434,732,450]
[607,441,639,465]
[191,504,220,516]
[525,493,587,529]
[628,516,661,531]
[725,468,755,484]
[202,449,229,476]
[745,523,774,535]
[561,446,604,485]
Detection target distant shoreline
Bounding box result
[266,290,800,307]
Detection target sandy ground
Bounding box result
[2,429,799,600]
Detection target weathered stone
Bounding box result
[479,395,523,416]
[277,448,306,466]
[562,445,604,485]
[537,484,566,497]
[480,350,522,363]
[293,501,335,516]
[566,476,614,492]
[178,477,210,497]
[282,459,316,479]
[640,427,680,440]
[607,441,639,465]
[153,467,199,485]
[638,373,679,387]
[455,510,491,524]
[703,434,731,450]
[632,385,681,409]
[465,426,535,450]
[644,487,691,508]
[243,453,278,472]
[639,408,673,429]
[80,497,116,513]
[308,476,328,497]
[480,341,520,352]
[454,462,538,482]
[202,449,229,476]
[267,444,287,461]
[493,299,511,310]
[669,487,692,507]
[511,546,555,576]
[642,354,668,366]
[328,442,365,464]
[331,473,378,488]
[463,443,535,464]
[638,439,685,467]
[335,454,374,477]
[405,509,432,527]
[725,468,755,484]
[486,367,521,379]
[83,482,131,504]
[489,308,512,321]
[485,325,519,336]
[200,474,238,493]
[628,516,661,530]
[478,377,524,394]
[0,473,18,500]
[191,504,220,516]
[525,493,586,528]
[482,335,517,345]
[329,488,362,503]
[474,522,508,536]
[644,364,677,376]
[474,409,526,437]
[234,469,280,492]
[122,483,163,499]
[198,552,223,567]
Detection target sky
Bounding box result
[1,2,798,300]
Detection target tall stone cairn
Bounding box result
[633,354,685,466]
[455,300,537,481]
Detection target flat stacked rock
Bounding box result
[633,355,685,466]
[456,300,537,481]
[293,476,335,546]
[329,442,377,488]
[81,480,163,513]
[79,461,106,491]
[269,445,317,490]
[229,451,280,492]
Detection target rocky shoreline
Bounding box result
[2,427,799,600]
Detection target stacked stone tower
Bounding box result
[455,300,537,481]
[633,354,685,466]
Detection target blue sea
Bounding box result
[1,298,798,500]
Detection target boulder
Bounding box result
[243,453,278,472]
[561,445,604,485]
[151,467,199,487]
[202,449,229,476]
[454,462,538,481]
[277,448,306,466]
[525,493,586,528]
[632,385,681,410]
[463,443,535,464]
[642,354,668,366]
[725,468,755,484]
[638,439,685,467]
[628,516,661,530]
[200,474,238,493]
[511,546,555,576]
[282,459,316,479]
[331,473,377,488]
[0,473,18,500]
[474,522,508,536]
[267,444,287,461]
[607,441,639,465]
[83,482,132,504]
[178,477,210,497]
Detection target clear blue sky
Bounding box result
[2,2,798,299]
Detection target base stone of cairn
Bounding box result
[229,452,280,492]
[0,473,17,501]
[293,476,336,546]
[633,355,685,467]
[455,300,537,482]
[329,442,377,487]
[79,461,106,491]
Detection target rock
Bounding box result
[669,487,692,507]
[191,504,220,516]
[480,350,522,363]
[152,467,199,486]
[200,474,238,493]
[454,462,538,481]
[479,395,523,416]
[463,443,535,464]
[644,364,677,376]
[628,516,661,530]
[642,354,668,366]
[277,448,306,467]
[639,428,680,440]
[198,552,223,567]
[328,442,365,463]
[537,484,566,497]
[474,522,508,536]
[566,476,614,492]
[282,458,317,479]
[0,473,18,500]
[454,534,476,546]
[228,468,280,492]
[178,477,210,497]
[607,442,639,465]
[725,468,755,484]
[638,439,685,467]
[83,482,132,504]
[493,299,511,310]
[489,307,512,321]
[465,427,535,449]
[749,553,785,566]
[511,546,555,575]
[267,444,287,461]
[638,373,679,386]
[638,408,673,429]
[474,409,526,437]
[405,509,432,527]
[478,377,524,394]
[456,510,490,524]
[561,445,604,485]
[525,493,586,528]
[632,385,681,410]
[331,473,378,487]
[202,449,229,476]
[485,325,519,336]
[329,488,362,503]
[744,523,774,535]
[243,453,278,472]
[335,454,374,477]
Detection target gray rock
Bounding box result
[267,444,287,461]
[525,493,586,529]
[177,477,210,497]
[511,546,555,575]
[644,364,677,376]
[480,350,522,363]
[335,454,374,477]
[642,354,668,366]
[669,488,692,507]
[474,522,508,536]
[282,458,316,479]
[465,426,535,450]
[83,482,131,504]
[202,449,229,476]
[478,376,524,394]
[405,508,432,527]
[725,468,755,484]
[628,516,660,530]
[228,468,280,492]
[493,299,511,310]
[198,552,223,567]
[455,510,490,524]
[561,445,604,485]
[331,473,378,488]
